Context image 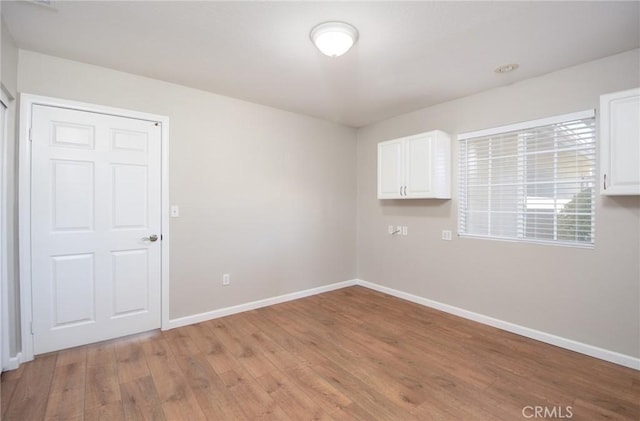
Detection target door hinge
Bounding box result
[160,234,163,241]
[30,322,34,335]
[29,127,33,142]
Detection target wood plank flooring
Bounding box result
[2,286,639,420]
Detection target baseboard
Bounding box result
[355,279,640,371]
[2,352,22,372]
[163,276,638,370]
[164,279,358,330]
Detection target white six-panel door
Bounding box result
[30,104,161,354]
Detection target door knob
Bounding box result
[143,234,159,242]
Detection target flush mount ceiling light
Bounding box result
[495,63,519,74]
[310,21,359,57]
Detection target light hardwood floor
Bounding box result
[2,286,639,420]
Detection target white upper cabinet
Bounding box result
[600,88,640,195]
[378,139,403,198]
[377,130,451,199]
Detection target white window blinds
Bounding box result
[458,110,596,247]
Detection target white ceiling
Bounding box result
[3,1,639,127]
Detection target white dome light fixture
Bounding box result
[310,21,359,57]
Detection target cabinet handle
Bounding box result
[400,186,403,196]
[603,174,607,190]
[403,186,407,196]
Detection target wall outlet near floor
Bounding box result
[222,273,230,286]
[388,225,394,234]
[402,226,408,236]
[442,230,452,241]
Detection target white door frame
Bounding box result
[1,87,10,371]
[19,94,170,363]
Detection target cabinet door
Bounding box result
[404,134,433,197]
[601,88,640,195]
[378,140,403,198]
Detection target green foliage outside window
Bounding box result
[558,188,593,242]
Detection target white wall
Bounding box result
[17,50,357,322]
[357,49,640,359]
[1,16,20,361]
[1,19,17,95]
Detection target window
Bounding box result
[458,110,596,247]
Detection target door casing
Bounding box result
[18,94,170,363]
[1,90,8,371]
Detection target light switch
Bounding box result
[171,205,180,217]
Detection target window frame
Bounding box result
[457,109,596,248]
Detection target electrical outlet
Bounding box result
[402,226,408,236]
[388,225,394,234]
[222,273,230,286]
[442,230,452,241]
